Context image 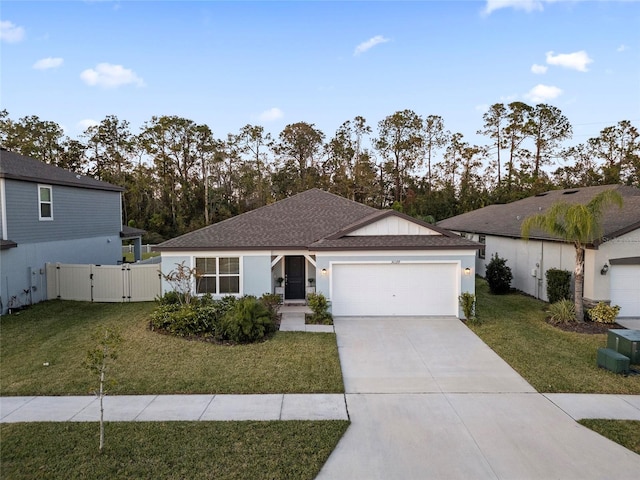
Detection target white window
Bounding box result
[38,185,53,221]
[478,235,486,259]
[195,257,240,294]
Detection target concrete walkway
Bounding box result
[279,304,334,333]
[0,394,348,423]
[316,317,640,480]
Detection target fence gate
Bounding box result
[46,263,161,303]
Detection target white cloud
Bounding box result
[545,50,593,72]
[0,20,25,43]
[33,57,64,70]
[80,63,145,88]
[531,64,548,74]
[258,107,284,122]
[77,119,99,131]
[525,84,563,103]
[482,0,544,15]
[617,44,628,52]
[354,35,390,56]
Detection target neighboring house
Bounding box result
[0,149,135,313]
[438,185,640,317]
[155,189,480,317]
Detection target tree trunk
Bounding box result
[99,367,105,452]
[574,246,585,322]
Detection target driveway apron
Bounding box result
[316,317,640,480]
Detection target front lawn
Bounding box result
[0,420,349,480]
[0,301,344,396]
[469,278,640,394]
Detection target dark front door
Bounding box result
[285,256,306,300]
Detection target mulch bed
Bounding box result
[548,319,625,334]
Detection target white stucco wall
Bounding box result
[584,228,640,302]
[480,235,574,301]
[469,228,640,304]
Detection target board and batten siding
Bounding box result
[4,179,122,244]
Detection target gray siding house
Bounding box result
[0,149,125,313]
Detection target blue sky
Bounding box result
[1,0,639,150]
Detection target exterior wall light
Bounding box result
[464,267,472,276]
[600,264,609,275]
[321,268,328,276]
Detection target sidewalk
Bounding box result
[2,393,638,424]
[544,393,640,420]
[0,394,349,423]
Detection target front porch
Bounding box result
[271,254,317,302]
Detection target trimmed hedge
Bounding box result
[485,253,513,295]
[546,268,572,304]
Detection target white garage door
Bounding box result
[610,265,640,317]
[331,263,458,316]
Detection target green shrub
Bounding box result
[150,303,217,338]
[260,293,282,322]
[588,302,620,324]
[485,253,513,295]
[307,293,333,325]
[156,291,184,305]
[458,292,478,324]
[546,269,572,304]
[547,299,576,324]
[219,296,276,343]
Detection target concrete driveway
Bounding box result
[317,317,640,480]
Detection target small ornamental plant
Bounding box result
[547,299,576,324]
[458,292,478,324]
[588,302,620,324]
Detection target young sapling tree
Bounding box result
[83,327,122,453]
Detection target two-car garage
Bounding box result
[330,262,460,317]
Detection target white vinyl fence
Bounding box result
[46,263,161,303]
[122,244,156,254]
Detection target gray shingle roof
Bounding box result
[437,185,640,245]
[0,149,124,192]
[157,189,479,251]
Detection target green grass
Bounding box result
[0,301,344,395]
[0,420,349,480]
[469,278,640,394]
[578,420,640,455]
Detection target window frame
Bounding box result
[478,235,486,259]
[195,256,241,295]
[38,184,53,221]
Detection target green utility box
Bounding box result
[607,329,640,364]
[597,348,630,374]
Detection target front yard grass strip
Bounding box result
[469,278,640,394]
[578,420,640,455]
[0,420,349,480]
[0,301,344,396]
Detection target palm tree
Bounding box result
[521,189,623,322]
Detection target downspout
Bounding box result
[538,241,544,300]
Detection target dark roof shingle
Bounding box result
[157,189,479,251]
[0,149,124,192]
[437,185,640,244]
